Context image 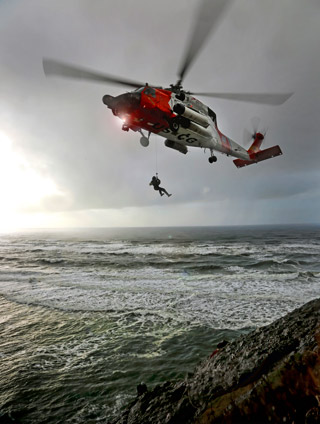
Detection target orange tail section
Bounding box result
[247,132,264,153]
[233,133,283,168]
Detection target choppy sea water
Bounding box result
[0,225,319,423]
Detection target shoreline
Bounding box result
[111,298,320,423]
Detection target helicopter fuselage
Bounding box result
[103,86,250,161]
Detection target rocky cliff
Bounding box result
[111,299,320,423]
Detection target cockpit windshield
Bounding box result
[134,87,145,93]
[144,87,156,98]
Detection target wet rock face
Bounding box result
[111,299,320,424]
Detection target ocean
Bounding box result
[0,225,319,423]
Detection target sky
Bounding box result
[0,0,319,230]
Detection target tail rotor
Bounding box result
[251,116,261,135]
[243,116,268,148]
[235,118,282,168]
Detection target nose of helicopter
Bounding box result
[102,92,141,113]
[102,94,115,107]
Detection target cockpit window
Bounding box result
[134,87,145,93]
[144,87,156,98]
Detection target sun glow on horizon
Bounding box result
[0,131,63,231]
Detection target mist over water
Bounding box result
[0,225,319,422]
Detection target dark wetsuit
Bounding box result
[149,176,171,197]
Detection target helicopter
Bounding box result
[43,0,293,168]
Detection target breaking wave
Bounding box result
[0,225,319,423]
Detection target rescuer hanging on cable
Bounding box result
[149,174,172,197]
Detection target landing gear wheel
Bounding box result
[140,136,149,147]
[209,156,217,164]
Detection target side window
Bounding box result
[208,107,216,122]
[144,87,156,98]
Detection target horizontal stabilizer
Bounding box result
[233,145,282,168]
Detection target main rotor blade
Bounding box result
[178,0,233,84]
[191,92,294,105]
[43,59,145,88]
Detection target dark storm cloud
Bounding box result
[0,0,319,224]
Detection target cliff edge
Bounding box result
[111,299,320,423]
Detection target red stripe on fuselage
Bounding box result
[215,124,232,153]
